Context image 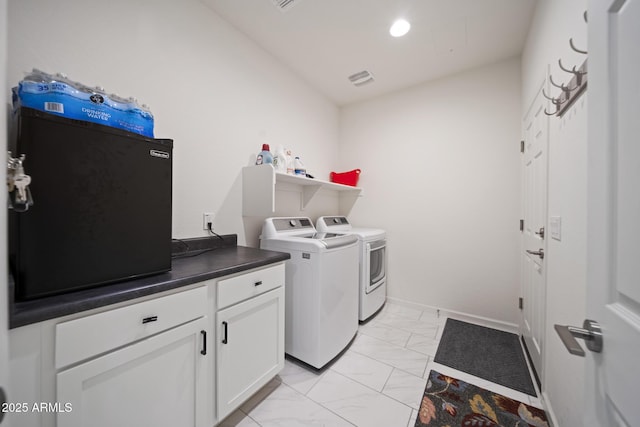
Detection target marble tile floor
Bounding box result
[219,302,543,427]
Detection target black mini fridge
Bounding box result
[9,107,173,300]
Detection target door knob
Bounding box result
[526,248,544,259]
[554,319,602,357]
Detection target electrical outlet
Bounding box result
[203,212,215,230]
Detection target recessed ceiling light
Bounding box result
[389,19,411,37]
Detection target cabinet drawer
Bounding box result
[217,263,284,310]
[55,286,207,369]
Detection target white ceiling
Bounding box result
[202,0,537,106]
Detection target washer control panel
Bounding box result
[272,217,314,231]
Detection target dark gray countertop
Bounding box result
[9,239,290,329]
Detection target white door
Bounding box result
[217,287,284,421]
[584,0,640,426]
[57,317,208,427]
[521,81,549,385]
[0,1,10,423]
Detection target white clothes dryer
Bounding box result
[316,216,387,322]
[260,217,359,369]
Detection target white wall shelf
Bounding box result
[242,164,362,216]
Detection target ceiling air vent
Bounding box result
[348,70,375,87]
[271,0,300,12]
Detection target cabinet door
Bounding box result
[57,317,209,427]
[217,287,284,420]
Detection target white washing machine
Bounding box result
[260,217,359,369]
[316,216,387,322]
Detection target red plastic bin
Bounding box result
[329,169,361,186]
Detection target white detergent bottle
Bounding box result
[285,149,294,174]
[255,143,273,165]
[273,145,287,173]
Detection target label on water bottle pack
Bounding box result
[44,102,64,113]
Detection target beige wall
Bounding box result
[340,57,522,325]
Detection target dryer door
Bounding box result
[366,240,386,294]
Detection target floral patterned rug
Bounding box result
[415,370,549,427]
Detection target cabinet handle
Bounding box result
[222,321,228,344]
[254,280,263,286]
[200,330,207,355]
[142,315,158,324]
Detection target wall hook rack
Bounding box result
[545,11,588,118]
[551,59,588,117]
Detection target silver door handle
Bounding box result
[526,248,544,259]
[554,319,602,357]
[535,227,545,239]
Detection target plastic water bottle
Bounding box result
[294,157,306,176]
[256,144,273,165]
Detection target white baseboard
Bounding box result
[386,296,519,334]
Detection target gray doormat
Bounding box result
[434,319,536,397]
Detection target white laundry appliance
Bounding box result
[316,216,387,322]
[260,217,359,369]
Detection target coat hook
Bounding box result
[558,59,587,86]
[558,58,575,74]
[541,88,556,102]
[549,74,563,89]
[570,38,588,55]
[549,74,576,96]
[542,88,566,106]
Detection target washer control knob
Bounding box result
[289,219,297,227]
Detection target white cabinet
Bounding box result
[213,263,285,422]
[8,263,286,427]
[57,317,208,427]
[8,285,211,427]
[55,286,210,427]
[242,164,361,216]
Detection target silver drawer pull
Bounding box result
[142,316,158,324]
[254,280,263,286]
